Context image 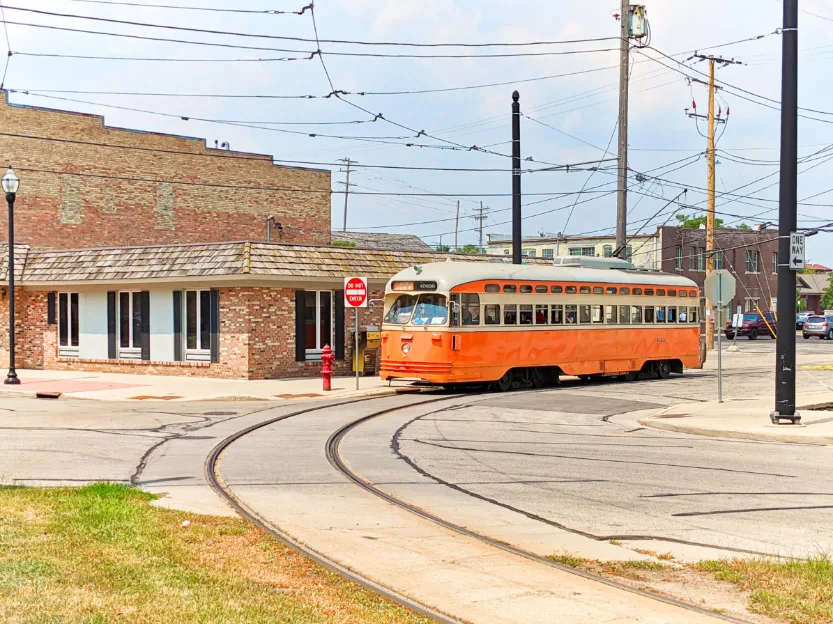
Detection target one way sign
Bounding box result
[789,232,805,270]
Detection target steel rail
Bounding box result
[204,392,466,624]
[325,400,756,624]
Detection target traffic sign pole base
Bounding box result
[770,410,802,425]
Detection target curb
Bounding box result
[638,417,833,445]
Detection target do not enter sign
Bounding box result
[344,277,368,308]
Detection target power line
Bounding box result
[13,51,316,63]
[0,0,11,90]
[63,0,312,14]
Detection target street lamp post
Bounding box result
[3,167,20,385]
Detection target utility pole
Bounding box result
[512,90,522,265]
[686,54,738,349]
[454,200,460,251]
[472,201,488,251]
[773,0,799,424]
[615,0,629,260]
[336,158,355,232]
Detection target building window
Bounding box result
[569,246,595,257]
[185,290,211,353]
[118,291,143,353]
[58,293,80,351]
[526,250,537,258]
[674,247,682,270]
[745,298,760,313]
[772,252,778,274]
[714,251,724,270]
[542,248,554,259]
[626,245,633,261]
[689,247,697,270]
[603,245,613,258]
[697,248,705,271]
[304,291,333,356]
[746,250,760,273]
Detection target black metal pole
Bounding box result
[511,90,522,265]
[774,0,798,421]
[5,191,18,384]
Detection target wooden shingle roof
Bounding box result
[7,241,544,284]
[0,244,29,282]
[330,231,433,251]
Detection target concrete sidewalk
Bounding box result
[0,368,401,402]
[639,389,833,445]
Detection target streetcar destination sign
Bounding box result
[391,281,438,291]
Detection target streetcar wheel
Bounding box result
[624,371,638,382]
[530,368,545,389]
[657,361,672,379]
[496,371,512,392]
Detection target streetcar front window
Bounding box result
[411,294,449,325]
[384,295,418,324]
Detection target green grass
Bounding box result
[0,484,432,624]
[699,556,833,624]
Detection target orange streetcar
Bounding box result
[380,257,705,390]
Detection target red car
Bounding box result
[725,312,776,340]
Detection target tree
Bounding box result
[458,244,484,255]
[737,223,751,230]
[436,243,451,252]
[821,274,833,311]
[676,214,725,229]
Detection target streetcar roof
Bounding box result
[385,262,698,292]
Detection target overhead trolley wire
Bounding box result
[63,0,313,14]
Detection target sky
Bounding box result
[2,0,833,265]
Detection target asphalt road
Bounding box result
[386,343,833,558]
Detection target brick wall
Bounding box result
[0,93,332,250]
[5,286,386,380]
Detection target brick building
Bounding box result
[0,93,492,379]
[657,226,779,317]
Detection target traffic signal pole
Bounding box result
[773,0,799,424]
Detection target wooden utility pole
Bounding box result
[686,54,740,349]
[454,200,461,251]
[336,158,355,232]
[615,0,629,260]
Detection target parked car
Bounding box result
[725,312,776,340]
[796,312,814,330]
[802,315,833,340]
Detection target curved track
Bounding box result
[205,389,754,624]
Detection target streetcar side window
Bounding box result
[657,289,667,296]
[412,294,449,326]
[689,290,697,297]
[645,289,655,296]
[484,304,500,325]
[668,289,677,297]
[462,293,480,326]
[485,284,500,293]
[620,288,630,295]
[591,305,604,324]
[519,304,533,325]
[645,306,655,323]
[384,294,418,324]
[667,306,677,323]
[504,304,518,325]
[580,286,591,295]
[689,307,698,323]
[679,307,688,322]
[679,291,688,298]
[552,286,563,294]
[618,305,630,324]
[631,306,643,324]
[566,286,577,294]
[606,287,617,295]
[579,305,591,324]
[565,305,577,324]
[655,306,667,323]
[535,285,548,294]
[593,287,604,295]
[535,305,548,324]
[503,284,517,293]
[633,288,643,295]
[606,306,618,324]
[520,285,533,294]
[551,305,563,324]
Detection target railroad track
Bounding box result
[207,390,753,624]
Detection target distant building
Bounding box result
[804,263,831,273]
[485,233,660,270]
[798,273,830,313]
[330,231,433,251]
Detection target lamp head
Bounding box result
[2,167,19,194]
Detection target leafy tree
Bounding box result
[737,223,752,230]
[458,244,484,255]
[435,244,451,252]
[821,274,833,311]
[676,214,725,229]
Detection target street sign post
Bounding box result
[789,232,805,270]
[344,277,368,390]
[704,270,737,403]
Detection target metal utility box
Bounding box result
[629,5,648,38]
[352,329,381,376]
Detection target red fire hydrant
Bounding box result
[321,343,334,391]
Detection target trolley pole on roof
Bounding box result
[511,90,522,264]
[773,0,800,424]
